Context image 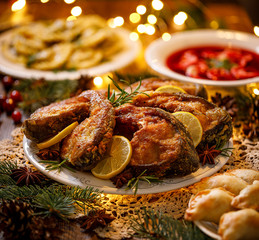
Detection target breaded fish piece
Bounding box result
[125,77,207,98]
[23,90,115,171]
[60,91,115,170]
[132,92,233,150]
[115,105,199,177]
[23,96,90,143]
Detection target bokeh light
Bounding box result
[137,24,146,33]
[147,14,157,24]
[254,26,259,37]
[129,13,141,23]
[41,0,49,3]
[130,32,139,41]
[67,16,77,21]
[71,6,82,17]
[173,11,188,25]
[93,77,104,87]
[152,0,164,11]
[162,32,171,41]
[145,24,155,35]
[11,0,26,12]
[136,5,147,15]
[64,0,76,3]
[114,16,124,27]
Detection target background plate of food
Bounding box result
[145,29,259,86]
[23,136,233,195]
[0,15,141,81]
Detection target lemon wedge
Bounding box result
[37,121,79,150]
[172,112,203,147]
[91,135,132,179]
[155,85,187,94]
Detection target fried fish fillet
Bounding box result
[23,90,115,170]
[23,96,90,143]
[132,92,233,150]
[115,105,200,177]
[125,77,207,98]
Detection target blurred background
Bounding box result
[0,0,258,37]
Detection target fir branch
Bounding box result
[0,174,16,187]
[15,79,78,113]
[0,184,45,201]
[131,208,212,240]
[108,76,148,107]
[126,170,160,195]
[63,186,103,213]
[39,159,76,173]
[32,191,75,220]
[0,160,18,174]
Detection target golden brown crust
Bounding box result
[24,90,115,171]
[125,77,208,98]
[218,209,259,240]
[185,187,235,223]
[191,172,248,195]
[114,105,199,177]
[60,90,115,170]
[131,91,233,150]
[231,180,259,210]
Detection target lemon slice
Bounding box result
[172,112,203,147]
[37,121,79,149]
[155,85,187,94]
[91,135,132,179]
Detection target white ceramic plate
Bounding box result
[23,136,233,195]
[0,28,141,81]
[194,221,221,240]
[145,29,259,86]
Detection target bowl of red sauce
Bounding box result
[145,29,259,86]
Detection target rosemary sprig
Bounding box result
[215,139,234,157]
[131,208,212,240]
[39,159,76,172]
[108,76,148,107]
[126,170,161,195]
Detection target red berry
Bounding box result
[0,94,7,112]
[10,90,22,103]
[3,98,16,115]
[2,76,14,91]
[11,110,22,124]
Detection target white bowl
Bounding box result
[145,29,259,86]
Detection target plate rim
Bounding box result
[23,136,233,195]
[145,29,259,87]
[0,27,141,81]
[194,220,221,240]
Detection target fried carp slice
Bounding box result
[132,92,233,150]
[23,96,90,143]
[114,105,199,177]
[125,77,207,99]
[23,90,115,171]
[60,91,115,170]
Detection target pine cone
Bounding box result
[29,216,62,240]
[0,199,33,240]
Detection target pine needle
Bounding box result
[0,160,18,174]
[32,191,75,220]
[131,208,213,240]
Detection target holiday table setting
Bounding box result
[0,1,258,240]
